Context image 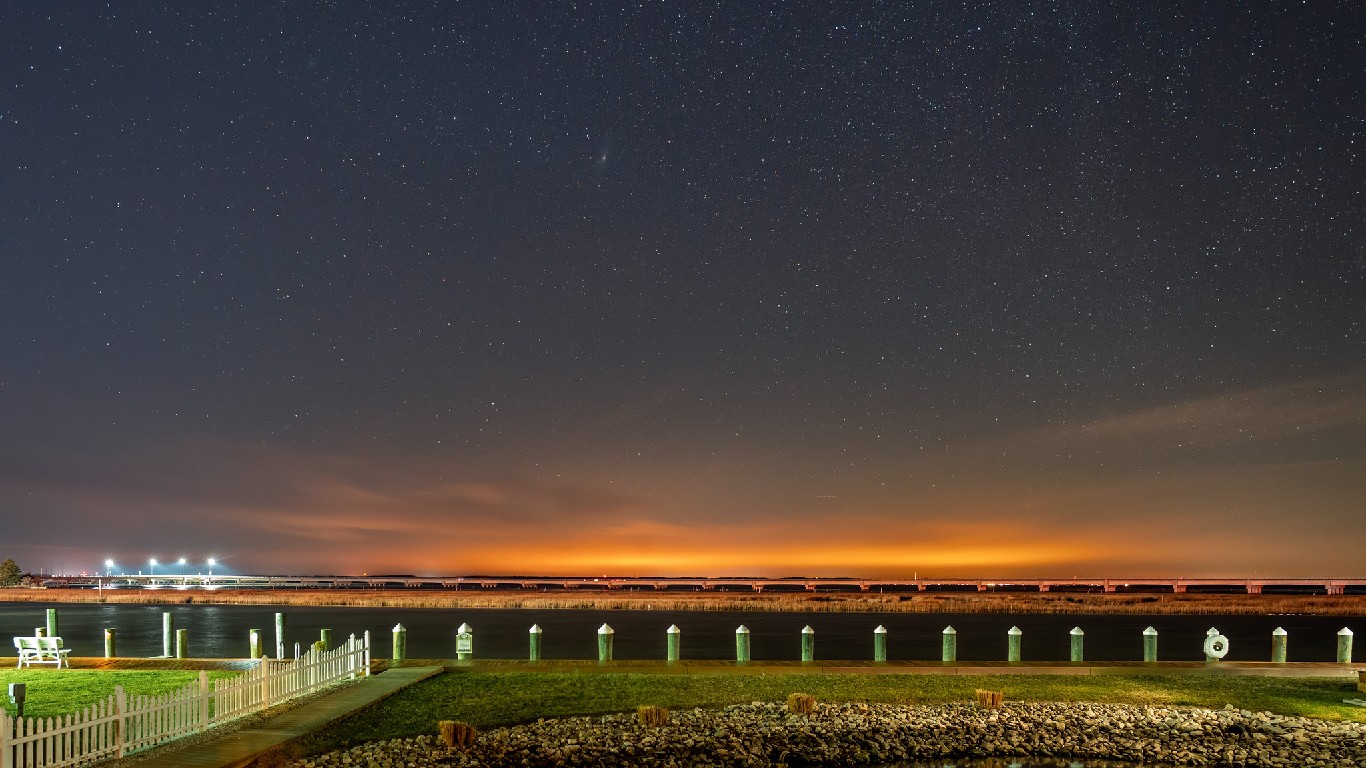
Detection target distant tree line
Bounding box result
[0,558,27,587]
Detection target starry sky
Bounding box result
[3,2,1363,578]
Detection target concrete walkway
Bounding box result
[129,665,442,768]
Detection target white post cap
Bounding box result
[1206,627,1220,636]
[1008,626,1022,635]
[598,623,614,635]
[392,623,405,631]
[1143,626,1158,635]
[1070,626,1084,636]
[802,625,815,634]
[874,625,887,634]
[736,625,750,634]
[943,625,956,634]
[458,623,473,634]
[1272,627,1287,636]
[667,624,681,634]
[1340,627,1354,636]
[529,624,542,633]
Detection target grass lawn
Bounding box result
[0,669,239,719]
[295,671,1366,754]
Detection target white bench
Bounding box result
[13,636,71,668]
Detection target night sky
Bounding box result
[3,3,1363,578]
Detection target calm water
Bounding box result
[3,602,1359,662]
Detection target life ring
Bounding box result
[1203,634,1230,659]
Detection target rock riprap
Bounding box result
[290,701,1366,767]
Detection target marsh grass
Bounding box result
[291,670,1366,755]
[0,669,238,719]
[6,588,1364,616]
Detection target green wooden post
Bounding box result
[162,612,174,658]
[528,624,542,661]
[104,628,116,659]
[873,625,888,662]
[1338,627,1354,663]
[45,608,58,638]
[249,629,263,659]
[176,628,189,659]
[1007,626,1022,662]
[1069,627,1084,662]
[736,625,751,663]
[1271,627,1288,663]
[392,623,407,662]
[942,626,957,663]
[275,612,287,660]
[320,628,333,650]
[456,623,474,660]
[666,624,681,662]
[597,623,614,662]
[1142,626,1158,662]
[800,625,815,662]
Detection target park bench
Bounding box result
[12,636,71,668]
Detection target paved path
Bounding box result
[129,665,442,768]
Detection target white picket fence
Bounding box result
[1,631,371,768]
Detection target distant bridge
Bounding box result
[38,574,1366,595]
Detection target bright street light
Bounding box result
[207,558,216,577]
[149,558,157,577]
[104,559,114,576]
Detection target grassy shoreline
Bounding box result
[2,587,1365,616]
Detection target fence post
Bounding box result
[873,625,888,662]
[942,626,957,663]
[801,625,815,662]
[597,624,614,662]
[176,628,189,659]
[392,624,407,662]
[1271,627,1288,663]
[1143,626,1158,662]
[666,624,681,662]
[320,628,333,650]
[115,684,127,757]
[163,612,174,658]
[249,629,263,659]
[736,625,751,663]
[275,613,287,660]
[46,608,58,638]
[528,624,542,661]
[198,670,209,731]
[105,627,117,658]
[363,630,372,675]
[260,658,271,709]
[0,709,10,768]
[1007,626,1022,663]
[1338,627,1354,663]
[456,623,474,660]
[1070,627,1084,662]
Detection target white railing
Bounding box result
[1,631,371,768]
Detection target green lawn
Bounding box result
[0,669,239,719]
[295,670,1366,754]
